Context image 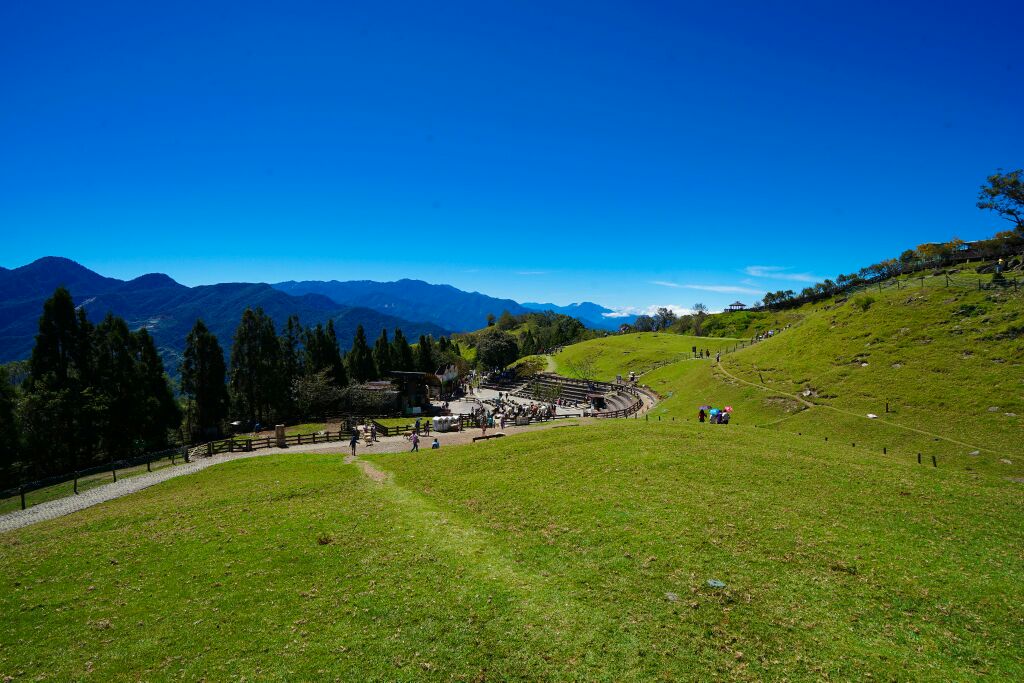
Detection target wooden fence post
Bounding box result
[207,442,213,457]
[147,457,152,472]
[20,486,26,510]
[74,473,79,494]
[111,462,117,482]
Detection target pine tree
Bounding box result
[0,366,21,489]
[180,319,229,438]
[346,324,376,383]
[229,308,281,425]
[391,328,414,371]
[278,315,304,420]
[373,328,392,376]
[93,314,143,460]
[133,328,181,450]
[305,322,347,387]
[416,335,435,373]
[22,287,94,475]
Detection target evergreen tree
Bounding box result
[278,315,304,420]
[93,314,143,460]
[21,287,94,475]
[346,324,376,383]
[0,366,21,489]
[416,335,436,373]
[180,319,229,439]
[520,329,538,356]
[373,328,392,376]
[391,328,414,371]
[305,322,347,386]
[229,308,281,425]
[132,328,181,450]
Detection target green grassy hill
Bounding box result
[3,422,1022,680]
[553,267,1023,477]
[552,332,742,380]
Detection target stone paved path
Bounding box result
[0,418,594,534]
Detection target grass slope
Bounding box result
[2,422,1022,680]
[553,332,742,381]
[552,271,1023,476]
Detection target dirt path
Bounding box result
[715,360,988,452]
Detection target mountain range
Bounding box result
[0,258,448,374]
[0,258,631,376]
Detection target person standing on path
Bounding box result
[369,423,377,442]
[410,432,420,452]
[349,430,359,457]
[715,351,720,363]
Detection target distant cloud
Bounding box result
[650,280,761,295]
[604,304,700,318]
[744,265,820,283]
[516,270,548,276]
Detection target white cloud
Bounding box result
[744,265,821,283]
[603,304,700,318]
[650,280,683,288]
[516,270,548,276]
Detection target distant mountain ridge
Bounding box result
[273,279,535,333]
[0,258,634,374]
[521,301,633,330]
[273,280,633,332]
[0,258,448,374]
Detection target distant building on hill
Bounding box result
[726,301,747,312]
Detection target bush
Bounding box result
[854,295,875,312]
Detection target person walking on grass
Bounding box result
[349,430,359,457]
[698,408,706,423]
[410,431,420,452]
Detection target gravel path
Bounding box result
[0,419,593,534]
[0,450,278,534]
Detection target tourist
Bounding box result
[698,408,706,423]
[715,352,720,363]
[431,438,440,449]
[369,423,377,442]
[349,430,358,457]
[410,431,420,452]
[414,417,421,434]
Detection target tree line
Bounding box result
[0,287,469,489]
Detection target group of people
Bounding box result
[698,406,732,424]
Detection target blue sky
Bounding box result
[2,0,1022,315]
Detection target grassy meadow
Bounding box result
[553,333,742,381]
[3,421,1023,680]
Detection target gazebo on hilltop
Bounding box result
[726,301,747,312]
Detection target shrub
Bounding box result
[854,295,875,312]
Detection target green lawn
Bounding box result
[553,332,743,381]
[2,421,1022,680]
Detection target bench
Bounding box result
[472,433,506,442]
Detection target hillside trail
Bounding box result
[714,359,989,453]
[344,453,389,482]
[543,354,557,372]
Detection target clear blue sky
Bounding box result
[2,0,1021,314]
